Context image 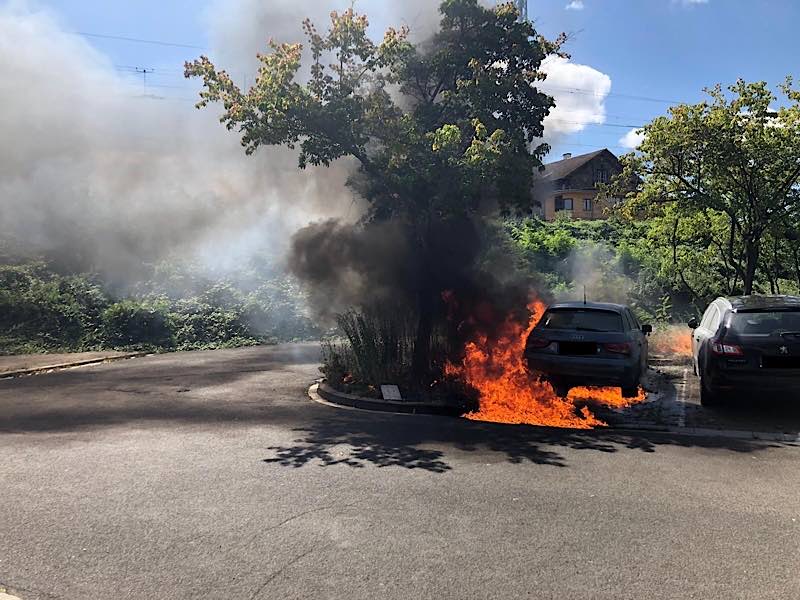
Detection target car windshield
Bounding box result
[541,308,624,332]
[728,310,800,335]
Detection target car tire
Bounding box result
[621,385,639,399]
[699,377,721,407]
[551,380,570,398]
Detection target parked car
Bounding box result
[524,301,651,398]
[689,295,800,406]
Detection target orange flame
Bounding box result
[447,300,646,429]
[649,326,693,357]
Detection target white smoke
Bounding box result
[204,0,446,79]
[1,0,611,282]
[0,2,355,281]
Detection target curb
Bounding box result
[311,382,465,417]
[0,352,150,379]
[308,383,800,443]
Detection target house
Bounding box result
[533,149,623,221]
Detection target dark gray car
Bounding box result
[524,301,651,398]
[689,295,800,406]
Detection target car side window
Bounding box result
[704,306,720,331]
[621,311,632,331]
[700,305,716,330]
[709,307,723,332]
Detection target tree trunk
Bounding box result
[411,214,435,384]
[743,238,760,295]
[412,288,433,382]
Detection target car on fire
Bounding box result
[689,295,800,406]
[524,301,651,398]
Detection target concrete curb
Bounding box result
[0,352,150,379]
[311,382,466,417]
[308,383,800,443]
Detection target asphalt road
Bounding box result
[1,345,799,600]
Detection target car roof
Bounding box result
[547,301,628,313]
[723,295,800,312]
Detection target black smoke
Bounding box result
[288,215,541,357]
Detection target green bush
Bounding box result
[101,301,173,349]
[0,258,322,355]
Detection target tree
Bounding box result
[186,0,561,379]
[612,79,800,295]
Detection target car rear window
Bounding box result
[541,308,624,332]
[728,311,800,335]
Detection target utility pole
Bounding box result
[516,0,528,22]
[135,68,153,95]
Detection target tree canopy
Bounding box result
[186,0,565,379]
[185,0,561,223]
[612,79,800,294]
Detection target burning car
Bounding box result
[523,301,651,398]
[689,295,800,406]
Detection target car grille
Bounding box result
[762,355,800,369]
[558,342,598,356]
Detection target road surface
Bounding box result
[1,345,798,599]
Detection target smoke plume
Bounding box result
[1,0,611,312]
[0,3,355,284]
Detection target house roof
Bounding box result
[537,149,616,182]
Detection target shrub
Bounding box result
[101,301,173,349]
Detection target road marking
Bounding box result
[677,367,688,428]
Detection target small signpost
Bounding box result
[380,385,403,401]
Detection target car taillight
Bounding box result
[604,342,632,355]
[711,342,743,356]
[527,337,551,349]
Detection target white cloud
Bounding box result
[565,1,585,10]
[678,0,708,5]
[619,128,645,150]
[539,56,612,143]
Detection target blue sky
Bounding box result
[30,0,800,160]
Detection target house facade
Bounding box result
[533,149,624,221]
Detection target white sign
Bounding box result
[380,385,403,401]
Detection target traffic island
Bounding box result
[311,381,467,417]
[310,369,672,431]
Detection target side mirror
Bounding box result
[688,317,698,329]
[641,324,653,334]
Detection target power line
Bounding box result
[75,31,207,50]
[548,118,646,129]
[541,84,682,106]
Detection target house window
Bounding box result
[596,166,609,184]
[584,198,593,212]
[555,196,573,212]
[559,178,571,190]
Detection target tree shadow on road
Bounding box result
[262,412,794,474]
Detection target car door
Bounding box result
[695,303,721,369]
[626,309,647,368]
[693,303,717,362]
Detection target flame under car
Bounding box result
[523,301,651,398]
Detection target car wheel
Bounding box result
[551,380,570,398]
[699,376,721,407]
[621,385,639,399]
